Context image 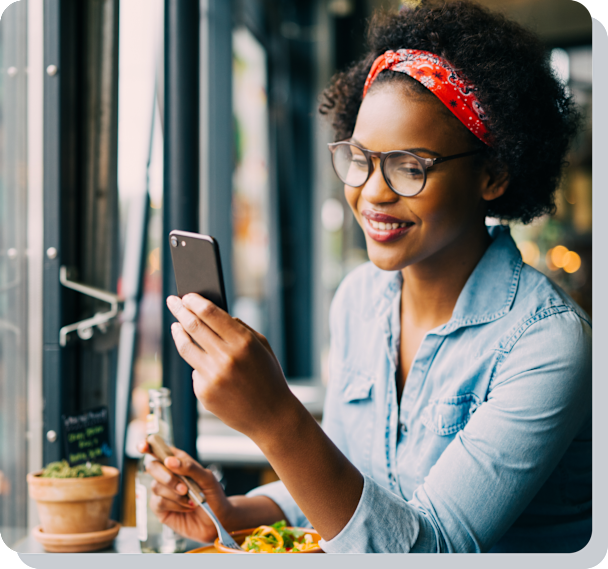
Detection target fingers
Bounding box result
[180,293,242,343]
[141,441,222,499]
[170,322,208,371]
[163,447,223,494]
[145,458,190,497]
[150,480,196,512]
[150,493,196,515]
[167,296,223,354]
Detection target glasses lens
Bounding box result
[384,153,425,196]
[332,144,369,187]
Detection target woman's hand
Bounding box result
[138,440,232,543]
[166,294,304,443]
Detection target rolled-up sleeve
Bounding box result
[319,474,441,552]
[319,310,591,553]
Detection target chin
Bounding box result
[366,246,409,272]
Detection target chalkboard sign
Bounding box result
[62,407,112,465]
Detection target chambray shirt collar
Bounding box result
[369,225,523,335]
[442,225,522,334]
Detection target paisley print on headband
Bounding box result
[363,49,492,145]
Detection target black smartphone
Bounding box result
[168,230,228,312]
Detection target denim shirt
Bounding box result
[247,225,592,553]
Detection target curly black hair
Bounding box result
[319,0,582,224]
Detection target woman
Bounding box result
[139,1,591,553]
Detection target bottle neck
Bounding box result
[147,402,174,445]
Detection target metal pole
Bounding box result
[163,0,200,458]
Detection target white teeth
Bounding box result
[369,219,410,230]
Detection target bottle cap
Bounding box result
[149,387,171,409]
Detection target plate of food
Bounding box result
[187,520,323,553]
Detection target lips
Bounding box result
[361,210,415,243]
[362,210,410,224]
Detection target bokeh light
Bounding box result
[550,245,569,268]
[563,251,581,274]
[148,247,160,274]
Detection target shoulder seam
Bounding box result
[488,305,586,390]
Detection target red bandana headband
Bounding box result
[363,49,492,146]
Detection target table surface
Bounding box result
[11,527,208,554]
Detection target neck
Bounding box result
[400,222,492,330]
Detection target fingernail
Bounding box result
[171,322,180,333]
[166,456,181,468]
[167,295,181,309]
[177,483,188,495]
[137,442,145,452]
[188,500,196,508]
[184,293,206,308]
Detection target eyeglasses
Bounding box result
[328,141,483,197]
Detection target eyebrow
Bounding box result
[349,137,442,157]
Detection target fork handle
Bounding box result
[146,434,206,503]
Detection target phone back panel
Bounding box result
[169,231,228,312]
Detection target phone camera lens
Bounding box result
[170,236,178,248]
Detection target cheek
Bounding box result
[412,178,481,226]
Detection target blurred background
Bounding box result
[0,0,592,544]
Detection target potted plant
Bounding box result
[27,460,120,552]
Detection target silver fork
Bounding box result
[146,434,245,552]
[189,492,244,551]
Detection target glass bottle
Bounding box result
[135,387,187,553]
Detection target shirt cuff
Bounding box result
[319,474,436,553]
[246,481,312,529]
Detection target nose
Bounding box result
[361,156,399,204]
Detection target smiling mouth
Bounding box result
[367,219,410,231]
[362,216,415,243]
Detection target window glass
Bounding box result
[231,27,271,334]
[0,0,29,547]
[117,0,164,525]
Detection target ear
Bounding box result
[480,162,509,202]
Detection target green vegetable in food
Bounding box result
[269,520,305,549]
[40,460,103,478]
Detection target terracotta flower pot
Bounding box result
[27,466,119,535]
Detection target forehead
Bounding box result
[352,83,469,152]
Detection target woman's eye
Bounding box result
[397,165,423,178]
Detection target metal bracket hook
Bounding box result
[58,266,122,347]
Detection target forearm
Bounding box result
[253,401,364,541]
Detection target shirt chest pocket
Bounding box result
[339,369,376,476]
[416,393,480,483]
